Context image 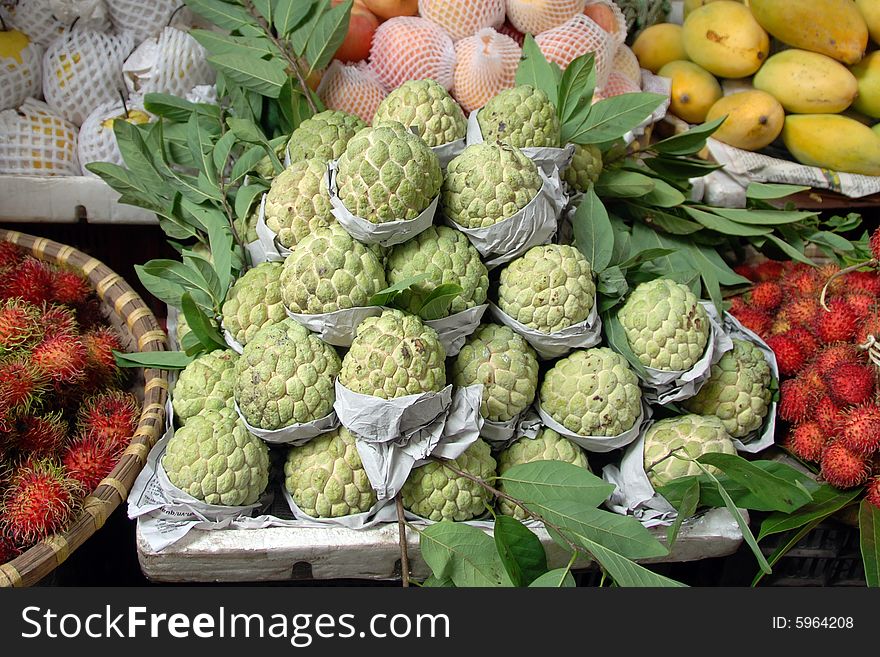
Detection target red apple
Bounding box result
[583,3,621,35]
[332,0,379,63]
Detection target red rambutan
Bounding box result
[844,270,880,297]
[820,442,872,489]
[30,334,87,385]
[0,459,83,546]
[0,298,42,355]
[779,378,820,423]
[823,362,876,407]
[816,301,858,344]
[77,391,139,449]
[782,297,821,328]
[74,298,106,333]
[857,311,880,346]
[13,412,68,457]
[0,242,24,270]
[0,359,47,413]
[731,307,772,336]
[766,334,807,375]
[818,263,844,296]
[49,270,91,306]
[866,476,880,509]
[870,227,880,262]
[727,296,747,315]
[82,328,121,384]
[785,327,819,356]
[39,304,78,339]
[783,268,821,298]
[0,258,54,306]
[844,292,877,322]
[734,264,756,281]
[753,260,785,282]
[838,404,880,456]
[812,342,864,371]
[750,281,783,311]
[815,396,844,434]
[0,534,19,564]
[786,422,827,462]
[62,432,123,493]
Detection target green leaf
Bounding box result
[603,311,649,378]
[274,0,317,35]
[682,206,773,237]
[595,169,655,198]
[667,478,700,550]
[597,266,628,301]
[213,130,237,174]
[234,183,267,220]
[616,247,677,271]
[641,179,686,208]
[143,92,220,122]
[650,117,725,156]
[289,0,329,56]
[112,120,166,188]
[369,273,431,306]
[628,204,703,235]
[807,230,855,252]
[207,53,287,98]
[572,188,613,273]
[251,0,272,21]
[758,485,861,542]
[745,182,811,200]
[113,350,193,370]
[184,0,256,31]
[529,568,576,588]
[860,499,880,588]
[186,112,218,183]
[708,207,818,226]
[180,292,226,352]
[567,93,666,145]
[763,233,814,265]
[494,516,549,587]
[417,283,464,321]
[576,538,685,587]
[644,155,723,180]
[500,460,615,509]
[190,30,281,59]
[135,264,185,308]
[420,575,455,587]
[206,221,234,298]
[515,35,560,107]
[557,53,596,127]
[142,259,216,310]
[419,521,513,587]
[752,519,824,587]
[304,0,352,75]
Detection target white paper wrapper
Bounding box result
[328,162,439,247]
[185,84,218,105]
[633,301,733,405]
[433,138,466,169]
[285,305,383,348]
[233,399,339,447]
[444,168,565,268]
[222,327,244,354]
[334,381,483,500]
[537,399,653,454]
[488,301,602,360]
[254,192,285,262]
[466,109,576,176]
[479,408,543,450]
[281,486,397,528]
[424,304,487,357]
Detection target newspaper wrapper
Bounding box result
[424,304,488,357]
[632,301,733,405]
[0,38,41,112]
[706,137,880,200]
[334,381,483,500]
[466,109,576,176]
[488,301,602,360]
[233,399,339,447]
[281,487,397,528]
[123,26,214,97]
[433,138,466,169]
[328,162,439,247]
[537,399,653,454]
[480,408,543,450]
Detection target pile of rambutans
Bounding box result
[0,242,140,565]
[729,235,880,510]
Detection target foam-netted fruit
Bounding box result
[540,347,642,436]
[618,278,709,371]
[564,143,603,192]
[373,79,466,147]
[339,309,445,399]
[498,244,596,333]
[283,427,377,518]
[385,226,488,319]
[451,323,538,422]
[286,109,366,165]
[316,61,388,124]
[442,142,542,228]
[221,262,286,347]
[401,438,496,521]
[162,407,269,506]
[683,339,772,438]
[263,159,334,250]
[336,122,442,223]
[280,225,386,315]
[452,27,521,113]
[477,85,561,148]
[497,428,589,518]
[233,319,341,430]
[171,349,237,424]
[643,414,736,488]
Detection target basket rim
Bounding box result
[0,228,169,587]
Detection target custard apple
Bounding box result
[233,319,341,430]
[336,122,442,224]
[172,349,237,424]
[386,226,489,319]
[264,158,334,250]
[287,109,366,164]
[643,414,737,489]
[162,407,270,506]
[497,428,590,519]
[284,427,377,518]
[221,262,286,347]
[478,85,561,148]
[618,278,710,371]
[401,438,496,522]
[451,323,539,422]
[683,339,772,438]
[253,139,288,180]
[540,347,643,437]
[339,309,446,399]
[280,224,387,315]
[233,204,259,243]
[564,144,603,192]
[442,143,543,229]
[373,79,467,147]
[498,244,596,333]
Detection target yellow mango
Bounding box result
[683,0,746,17]
[631,23,688,73]
[856,0,880,45]
[873,124,880,138]
[753,49,858,114]
[682,2,769,78]
[0,29,29,64]
[851,52,880,119]
[782,114,880,176]
[101,110,151,130]
[706,90,784,150]
[659,60,723,124]
[749,0,867,65]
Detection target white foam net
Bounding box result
[317,61,388,124]
[535,14,616,87]
[125,27,213,97]
[48,0,111,30]
[1,0,66,47]
[497,20,525,46]
[105,0,189,43]
[505,0,585,35]
[77,97,148,176]
[599,70,640,98]
[418,0,505,42]
[453,28,521,114]
[0,97,79,175]
[368,16,456,91]
[611,43,641,86]
[0,38,42,112]
[42,28,134,126]
[584,0,628,44]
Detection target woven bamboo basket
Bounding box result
[0,229,168,587]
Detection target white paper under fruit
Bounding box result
[281,487,396,528]
[122,27,213,97]
[424,304,488,358]
[233,399,340,447]
[76,98,146,176]
[0,98,79,175]
[285,305,382,349]
[432,137,466,169]
[0,37,42,112]
[488,301,602,360]
[42,28,134,126]
[537,398,653,454]
[333,381,483,500]
[105,0,189,43]
[479,408,542,449]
